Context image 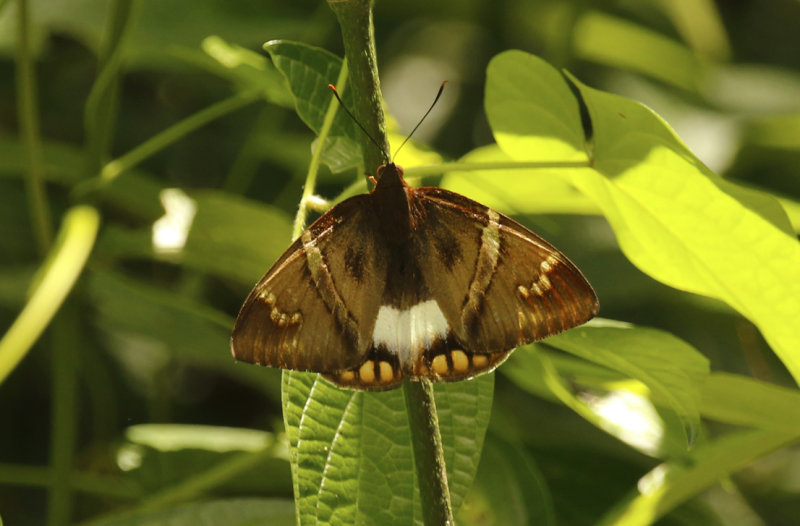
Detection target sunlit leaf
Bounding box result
[485,50,800,385]
[440,144,598,216]
[503,320,708,456]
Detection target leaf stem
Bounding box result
[47,308,80,526]
[15,0,53,254]
[328,0,389,176]
[327,1,454,523]
[98,89,262,183]
[83,0,137,175]
[292,62,349,238]
[404,159,592,178]
[403,380,455,526]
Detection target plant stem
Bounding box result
[47,308,80,526]
[327,1,454,524]
[98,90,262,183]
[403,380,455,526]
[328,0,389,176]
[15,0,52,254]
[83,0,136,176]
[404,159,592,178]
[293,62,349,237]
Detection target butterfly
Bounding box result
[230,159,598,390]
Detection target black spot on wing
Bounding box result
[434,232,463,268]
[344,245,364,282]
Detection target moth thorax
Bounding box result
[374,168,414,240]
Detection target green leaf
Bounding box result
[86,269,282,398]
[598,429,799,526]
[181,190,293,285]
[486,55,587,163]
[701,372,800,431]
[118,425,291,495]
[573,11,708,92]
[503,320,709,456]
[85,498,295,526]
[459,435,556,526]
[199,36,294,107]
[0,138,85,185]
[282,372,493,525]
[263,40,362,172]
[95,189,293,286]
[440,144,598,216]
[485,50,800,385]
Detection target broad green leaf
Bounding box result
[440,144,598,216]
[573,11,708,92]
[85,498,295,526]
[459,435,556,526]
[598,429,799,526]
[181,190,293,285]
[263,40,362,172]
[118,425,291,495]
[701,372,800,431]
[86,269,281,398]
[656,0,730,60]
[486,56,587,163]
[0,138,84,185]
[0,0,309,68]
[95,189,293,286]
[282,372,493,525]
[503,320,708,455]
[485,50,800,385]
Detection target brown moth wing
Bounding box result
[231,195,388,373]
[414,187,598,355]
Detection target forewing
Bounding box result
[231,195,388,373]
[414,187,598,356]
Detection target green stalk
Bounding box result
[403,380,455,525]
[327,1,454,524]
[328,0,389,176]
[293,62,349,237]
[15,0,52,254]
[99,90,262,183]
[47,308,80,526]
[81,445,281,525]
[83,0,137,175]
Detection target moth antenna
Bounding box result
[392,81,447,161]
[328,84,390,164]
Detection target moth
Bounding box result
[231,87,598,390]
